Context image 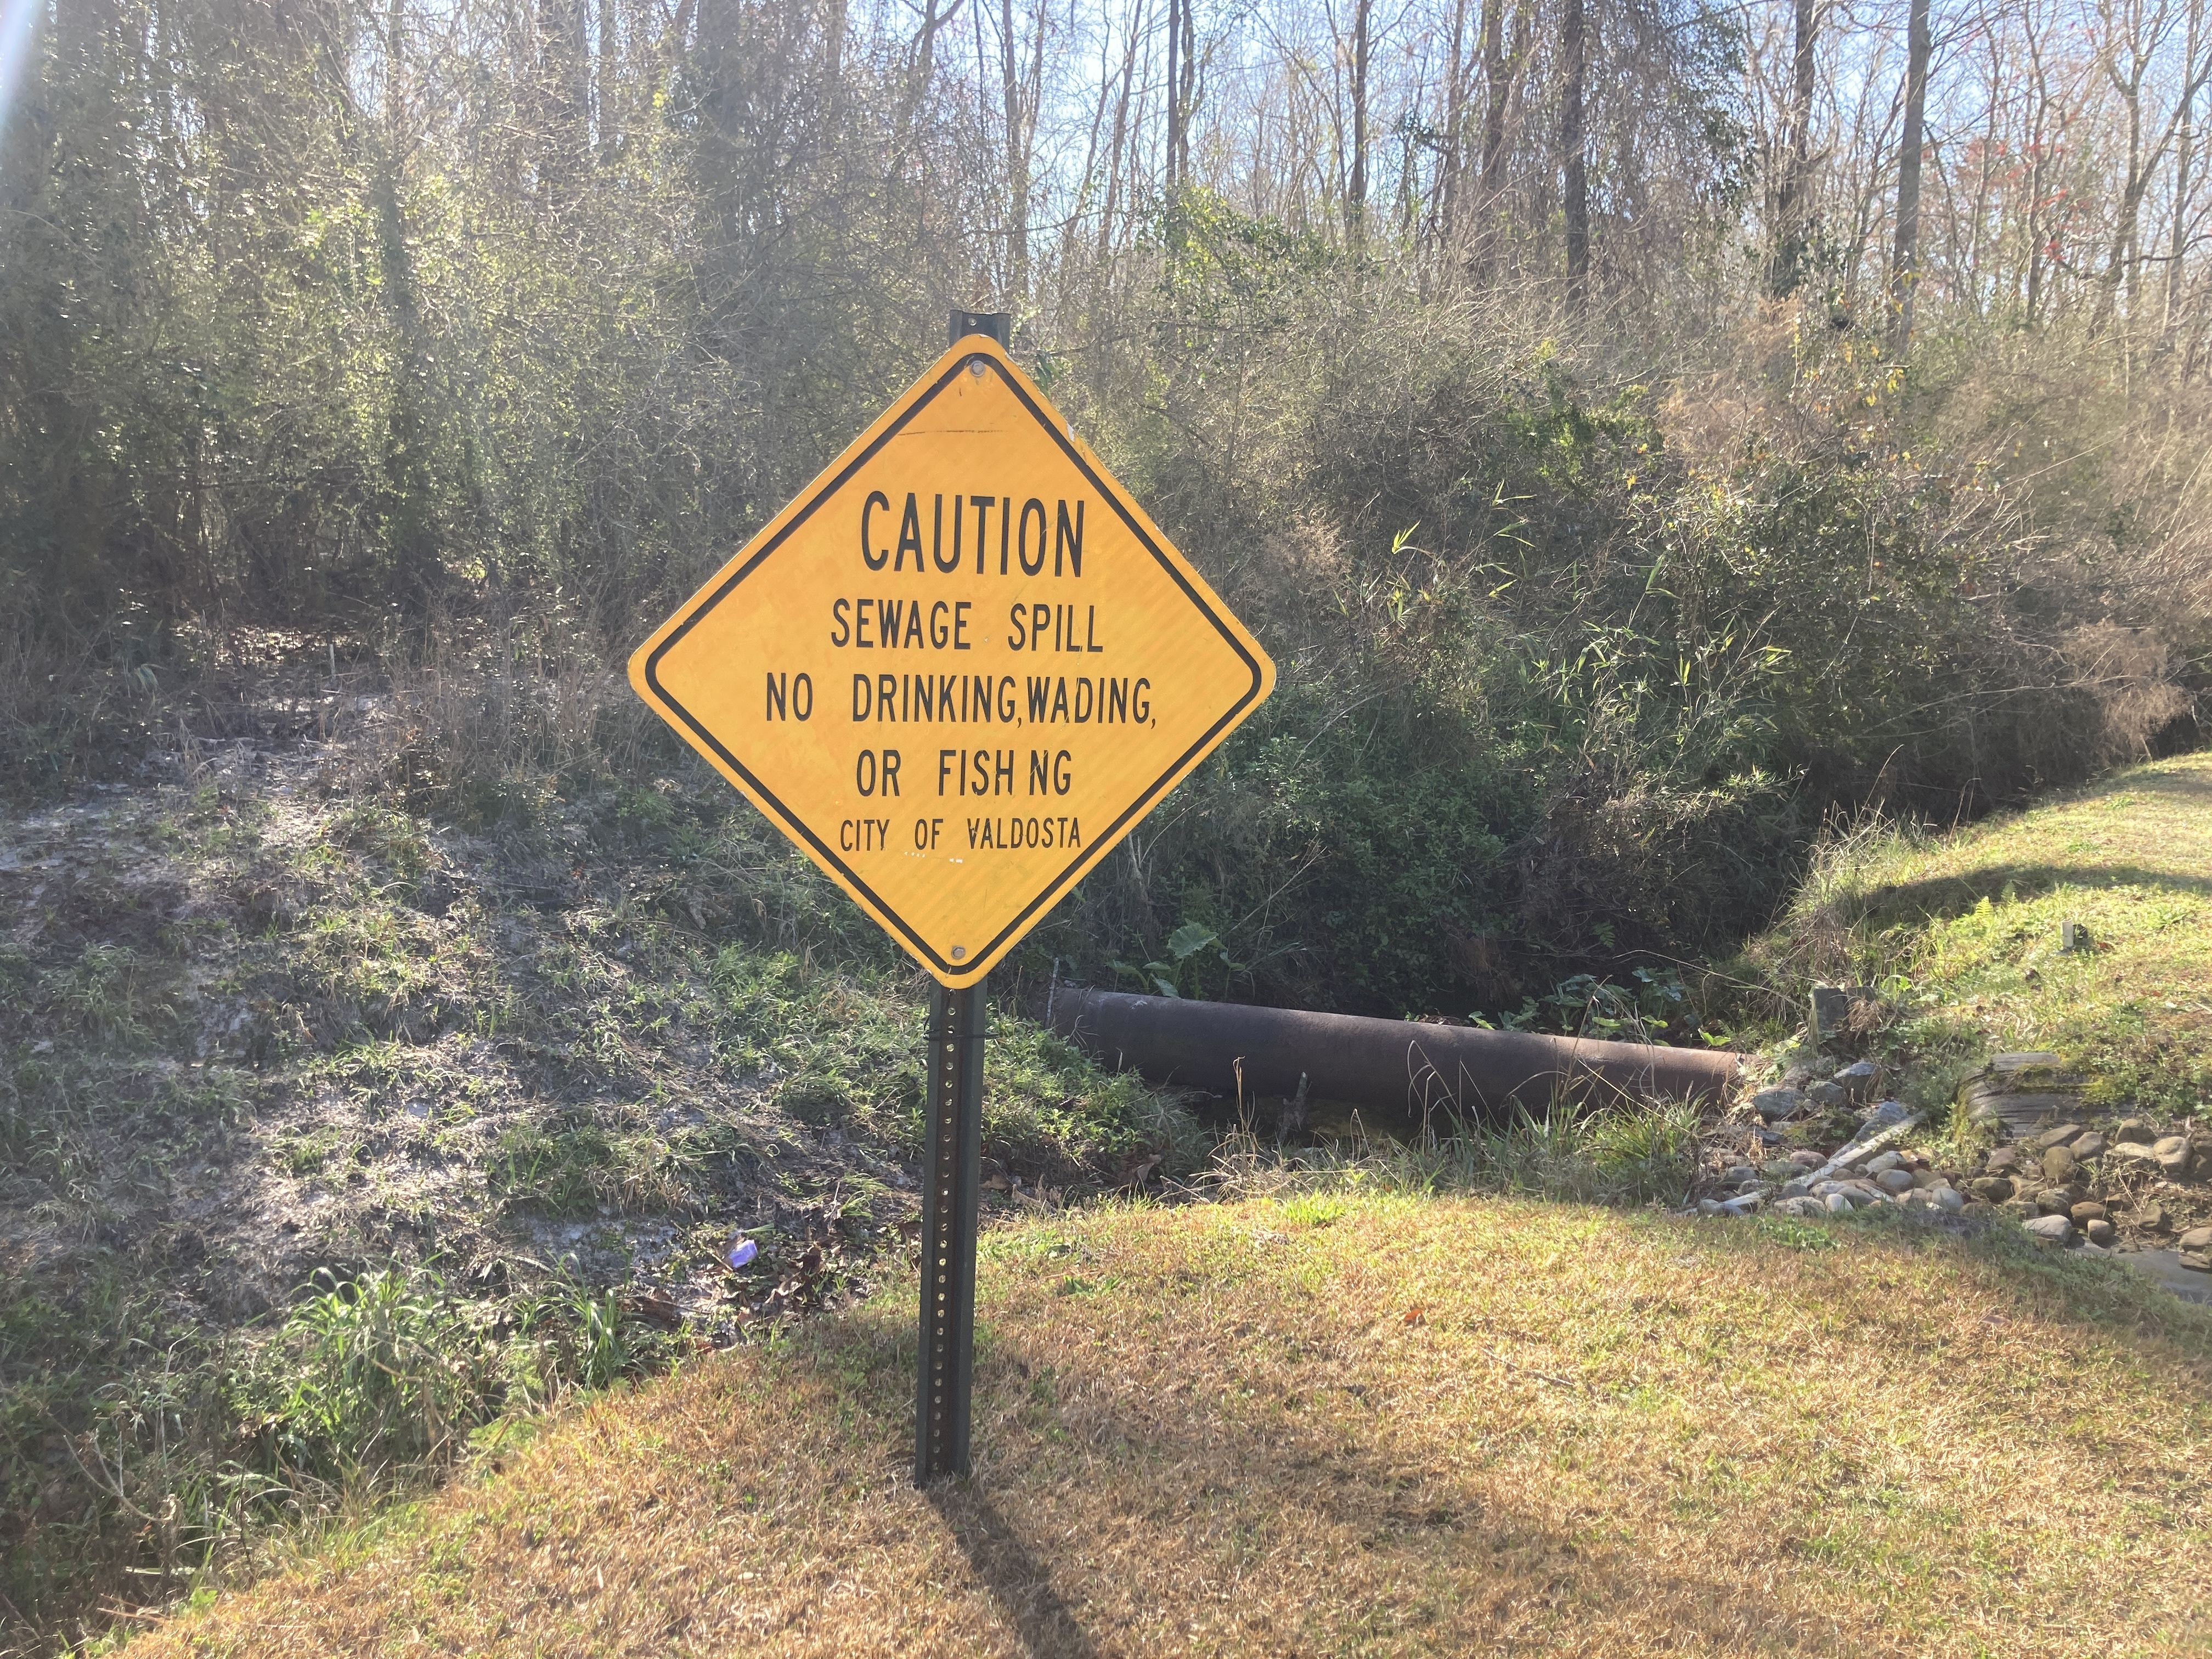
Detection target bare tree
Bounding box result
[2165,0,2205,342]
[1001,0,1046,300]
[1166,0,1196,188]
[2022,4,2062,325]
[597,0,622,157]
[1437,0,1474,240]
[1097,0,1146,264]
[895,0,964,157]
[1562,0,1589,297]
[1348,0,1374,245]
[1480,0,1527,199]
[1769,0,1820,294]
[540,0,593,190]
[1891,0,1933,344]
[2090,0,2212,332]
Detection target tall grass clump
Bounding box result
[1211,1094,1705,1211]
[245,1267,639,1485]
[5,1265,663,1638]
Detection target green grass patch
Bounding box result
[1741,751,2212,1114]
[1,776,1203,1650]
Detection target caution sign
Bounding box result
[629,333,1274,986]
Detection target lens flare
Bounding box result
[0,0,41,144]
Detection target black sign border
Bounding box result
[642,351,1267,979]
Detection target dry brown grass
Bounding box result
[131,1195,2212,1657]
[347,624,667,823]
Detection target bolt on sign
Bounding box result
[628,329,1274,988]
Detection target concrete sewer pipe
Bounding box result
[1046,987,1746,1119]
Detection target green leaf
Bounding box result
[1165,922,1220,963]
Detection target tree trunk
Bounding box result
[1561,0,1588,298]
[1768,0,1818,295]
[893,0,957,161]
[2024,19,2051,325]
[1889,0,1931,346]
[1098,0,1144,265]
[1165,0,1182,191]
[825,0,847,83]
[1480,0,1506,193]
[539,0,592,194]
[1347,0,1372,247]
[597,0,621,158]
[2167,0,2203,346]
[2099,43,2152,336]
[378,0,437,607]
[1479,0,1530,208]
[1002,0,1028,300]
[1437,0,1472,242]
[1177,0,1196,185]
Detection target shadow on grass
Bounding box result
[2103,762,2212,800]
[774,1296,1709,1651]
[1951,1220,2212,1356]
[117,1208,2212,1657]
[887,1328,1832,1651]
[1841,756,2212,926]
[1654,1206,2212,1363]
[927,1483,1100,1659]
[1853,861,2212,929]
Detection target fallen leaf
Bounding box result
[620,1288,683,1330]
[1117,1152,1164,1190]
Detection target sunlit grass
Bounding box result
[132,1194,2212,1657]
[1748,751,2212,1113]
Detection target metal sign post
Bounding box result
[909,311,1006,1483]
[626,309,1272,1486]
[915,971,986,1481]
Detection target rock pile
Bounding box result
[1696,1098,1970,1221]
[1964,1116,2211,1254]
[1695,1054,1976,1220]
[1697,1046,2211,1290]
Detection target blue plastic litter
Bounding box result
[728,1237,758,1269]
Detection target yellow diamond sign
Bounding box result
[628,334,1274,986]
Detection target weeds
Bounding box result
[119,1193,2212,1657]
[1210,1095,1703,1211]
[1753,1215,1839,1251]
[248,1266,655,1486]
[2,1259,666,1645]
[50,946,178,1044]
[357,634,672,832]
[1273,1192,1348,1227]
[1,764,1200,1649]
[489,1122,619,1217]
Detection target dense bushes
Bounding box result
[1002,274,2204,1016]
[4,17,2204,1017]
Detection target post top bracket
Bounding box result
[949,309,1012,347]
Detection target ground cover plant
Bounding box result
[0,694,1186,1651]
[10,661,2209,1654]
[1739,750,2212,1117]
[124,1192,2212,1657]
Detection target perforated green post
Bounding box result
[915,976,986,1483]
